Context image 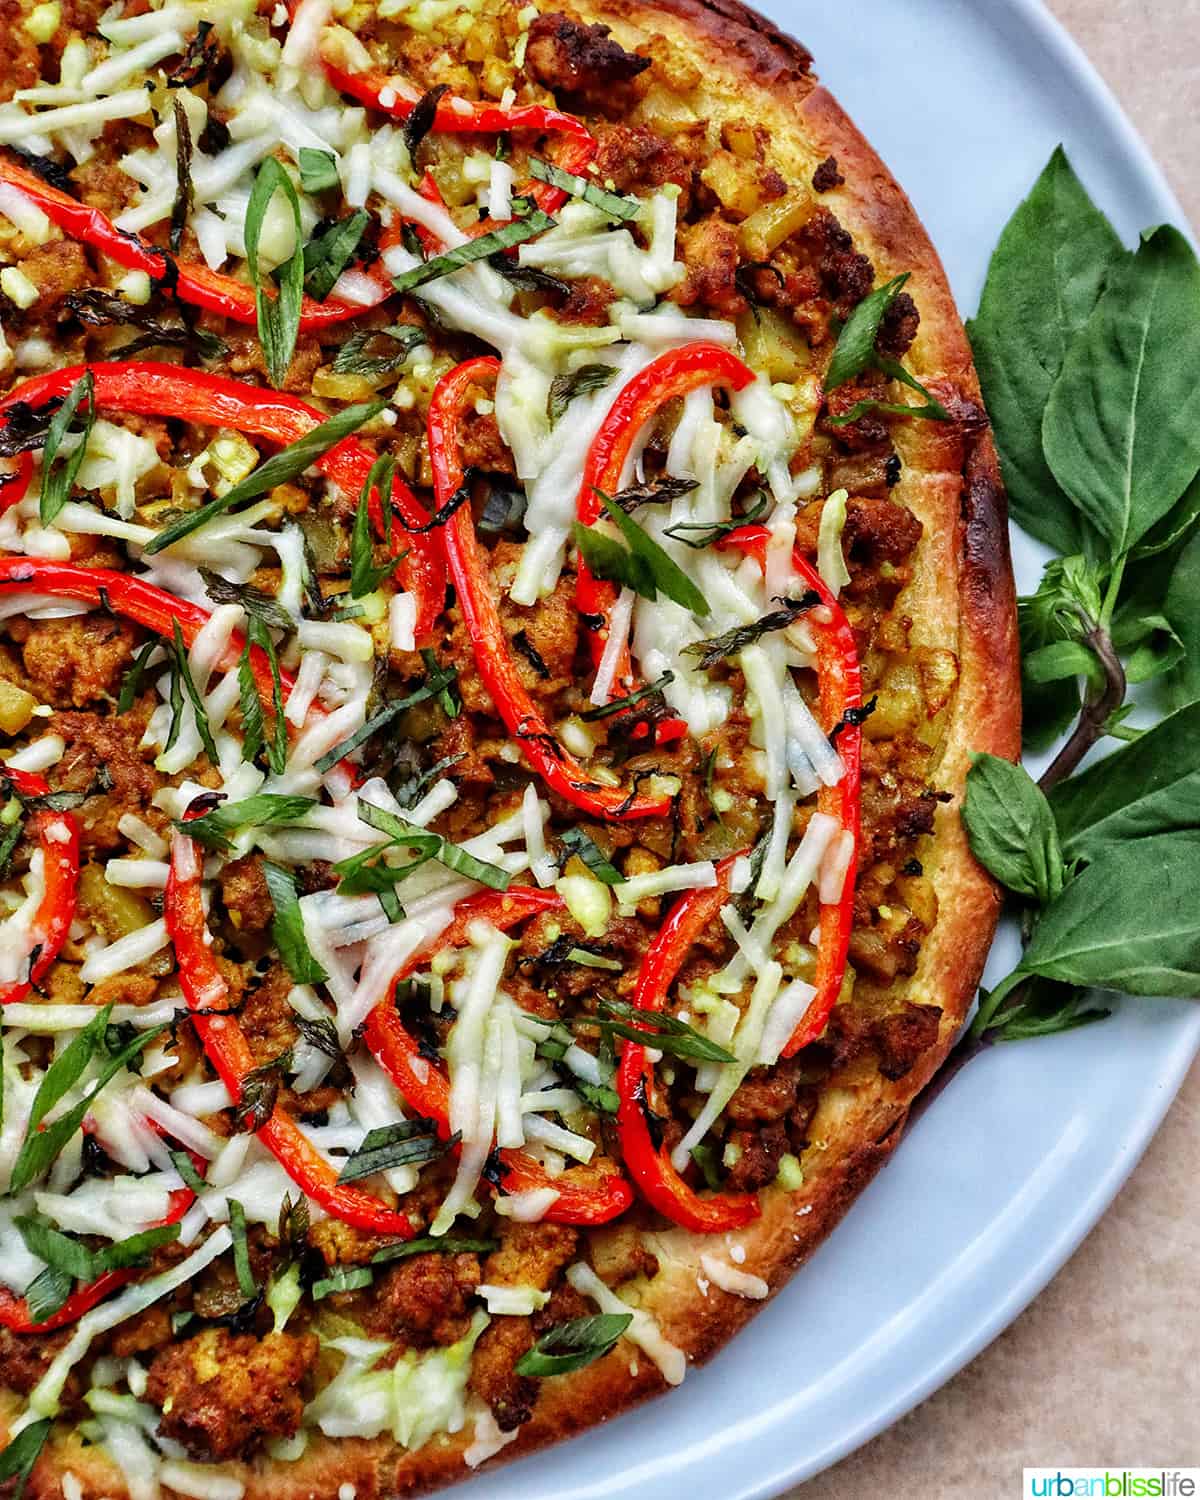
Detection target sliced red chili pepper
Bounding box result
[0,766,80,1007]
[718,524,863,1054]
[0,1125,204,1333]
[166,819,414,1238]
[429,357,669,822]
[576,343,756,717]
[362,885,634,1226]
[617,854,760,1234]
[318,56,594,214]
[0,361,444,641]
[0,154,388,331]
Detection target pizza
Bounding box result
[0,0,1019,1494]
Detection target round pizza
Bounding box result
[0,0,1019,1494]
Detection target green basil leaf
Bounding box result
[237,639,266,766]
[39,370,94,526]
[350,456,403,598]
[391,211,555,294]
[23,1266,73,1323]
[298,147,339,194]
[336,1120,455,1183]
[170,620,219,766]
[514,1312,632,1377]
[370,1235,497,1266]
[1050,703,1200,858]
[547,363,616,425]
[1043,226,1200,556]
[117,638,158,715]
[575,493,709,616]
[145,399,384,553]
[10,1016,168,1194]
[169,1148,206,1195]
[175,794,317,852]
[990,977,1110,1042]
[824,274,907,391]
[262,861,328,985]
[683,594,820,669]
[333,324,426,376]
[966,147,1122,555]
[0,1416,51,1498]
[1163,526,1200,709]
[228,1197,256,1297]
[201,569,293,631]
[578,672,673,723]
[303,210,370,302]
[1131,469,1200,561]
[246,157,305,388]
[1019,832,1200,996]
[170,96,193,255]
[92,1222,180,1271]
[558,827,621,885]
[312,1265,374,1300]
[14,1216,94,1280]
[356,801,512,892]
[313,669,458,772]
[528,158,640,220]
[961,754,1065,905]
[592,999,737,1064]
[1021,640,1102,687]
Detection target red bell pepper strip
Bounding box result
[575,343,756,712]
[0,154,388,331]
[0,557,302,724]
[362,885,634,1225]
[0,1127,204,1333]
[429,357,670,822]
[316,51,595,214]
[165,819,415,1238]
[718,524,863,1054]
[0,767,80,1006]
[0,362,445,641]
[617,854,760,1233]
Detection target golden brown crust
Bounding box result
[4,1,1019,1496]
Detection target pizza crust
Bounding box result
[7,2,1019,1496]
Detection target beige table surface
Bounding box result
[788,4,1200,1497]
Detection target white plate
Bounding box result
[455,3,1200,1495]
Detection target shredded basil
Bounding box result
[350,456,405,597]
[528,158,640,221]
[166,21,218,88]
[170,96,193,255]
[515,1312,633,1377]
[313,669,458,773]
[246,157,305,388]
[66,289,226,361]
[547,364,615,424]
[333,323,425,376]
[293,1013,341,1060]
[558,827,622,884]
[421,646,461,718]
[312,1265,374,1300]
[237,1052,290,1134]
[575,492,709,616]
[169,1148,206,1195]
[612,476,699,513]
[201,569,293,631]
[336,1120,455,1183]
[403,84,448,157]
[0,1417,51,1499]
[167,620,219,765]
[9,1008,168,1194]
[663,490,771,549]
[370,1235,497,1266]
[682,594,821,669]
[23,1267,73,1323]
[355,801,512,891]
[176,794,317,852]
[303,210,370,302]
[825,272,948,423]
[579,672,674,722]
[589,999,737,1064]
[145,398,384,553]
[392,211,555,294]
[298,147,339,194]
[117,638,158,714]
[39,369,94,527]
[263,861,328,985]
[228,1198,256,1297]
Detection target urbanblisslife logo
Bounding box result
[1024,1473,1200,1498]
